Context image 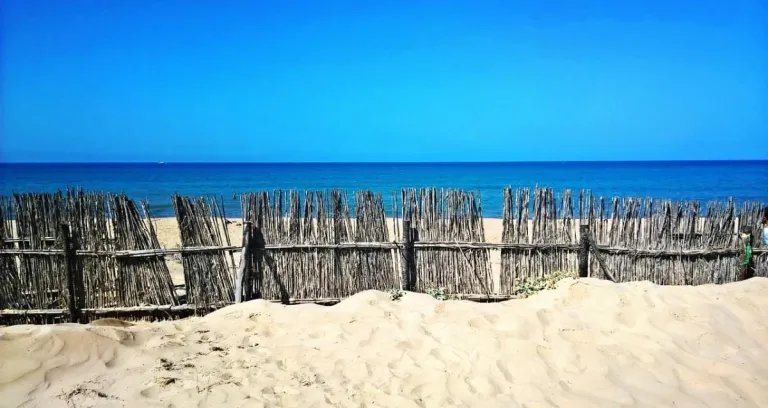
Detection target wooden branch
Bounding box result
[589,235,617,283]
[578,225,590,278]
[0,249,67,255]
[1,242,763,258]
[402,219,414,291]
[0,303,231,317]
[2,236,57,244]
[115,246,243,257]
[0,243,392,256]
[61,223,81,323]
[0,246,242,257]
[0,308,67,316]
[235,222,251,303]
[443,293,520,302]
[593,246,768,257]
[262,242,399,250]
[415,242,580,251]
[0,300,309,317]
[0,293,524,318]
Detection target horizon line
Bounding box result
[2,159,767,165]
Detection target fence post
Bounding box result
[587,228,617,283]
[578,224,590,278]
[60,223,82,323]
[402,219,415,291]
[252,226,265,300]
[235,222,252,303]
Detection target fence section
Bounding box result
[586,196,766,284]
[347,191,398,294]
[739,202,768,278]
[499,187,580,294]
[240,190,396,302]
[0,187,766,324]
[0,197,22,309]
[10,193,67,310]
[173,195,235,305]
[0,191,177,313]
[401,188,492,295]
[85,194,177,307]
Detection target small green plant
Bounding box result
[388,288,405,301]
[426,287,448,301]
[514,270,575,298]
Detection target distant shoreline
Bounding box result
[2,159,767,165]
[1,161,766,219]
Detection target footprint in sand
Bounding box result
[536,308,555,327]
[484,313,500,325]
[358,326,379,348]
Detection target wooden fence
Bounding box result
[0,187,765,324]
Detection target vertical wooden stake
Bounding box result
[252,226,265,300]
[61,223,81,323]
[402,219,415,291]
[235,222,252,303]
[578,224,590,278]
[740,226,753,280]
[410,225,419,290]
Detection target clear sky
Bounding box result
[1,0,766,163]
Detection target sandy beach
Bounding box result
[2,277,768,407]
[3,0,764,404]
[3,217,768,407]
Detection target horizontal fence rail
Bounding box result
[4,243,763,259]
[1,187,765,324]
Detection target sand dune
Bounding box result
[2,277,768,407]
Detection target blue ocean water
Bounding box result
[1,162,766,218]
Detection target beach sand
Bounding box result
[3,217,768,407]
[2,278,768,407]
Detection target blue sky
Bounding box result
[1,0,766,162]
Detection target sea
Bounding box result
[1,161,766,218]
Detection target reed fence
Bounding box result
[1,187,765,324]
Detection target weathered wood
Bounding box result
[412,242,578,250]
[591,246,768,256]
[2,237,762,259]
[0,308,67,316]
[234,222,252,303]
[578,224,590,278]
[2,236,56,244]
[402,219,414,291]
[60,224,82,323]
[589,233,617,282]
[0,241,588,256]
[4,191,176,310]
[2,188,767,322]
[90,302,230,313]
[250,226,266,299]
[173,194,235,305]
[0,293,522,319]
[0,303,231,317]
[402,188,492,294]
[108,196,178,308]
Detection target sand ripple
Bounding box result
[2,278,768,407]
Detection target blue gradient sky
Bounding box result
[1,0,766,162]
